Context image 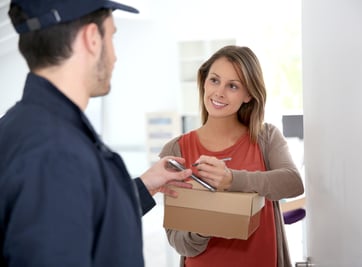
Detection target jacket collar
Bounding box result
[23,72,105,151]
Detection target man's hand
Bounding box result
[140,156,193,197]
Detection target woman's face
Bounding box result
[203,57,251,119]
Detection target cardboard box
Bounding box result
[163,182,265,240]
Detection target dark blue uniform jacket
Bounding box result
[0,73,156,267]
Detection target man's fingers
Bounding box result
[167,180,193,189]
[172,169,192,181]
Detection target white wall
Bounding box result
[302,0,362,266]
[100,14,182,176]
[0,44,27,116]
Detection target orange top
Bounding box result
[179,131,277,267]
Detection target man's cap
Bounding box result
[9,0,139,34]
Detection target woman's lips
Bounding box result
[211,99,227,108]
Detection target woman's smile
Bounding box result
[211,99,227,108]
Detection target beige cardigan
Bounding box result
[159,123,304,267]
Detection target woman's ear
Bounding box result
[244,94,252,103]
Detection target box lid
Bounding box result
[165,182,264,216]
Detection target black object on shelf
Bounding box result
[282,114,304,139]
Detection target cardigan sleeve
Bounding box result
[159,136,182,158]
[228,123,304,200]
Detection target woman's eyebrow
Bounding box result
[209,72,242,83]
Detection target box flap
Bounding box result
[165,184,264,216]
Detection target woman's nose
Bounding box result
[215,84,226,96]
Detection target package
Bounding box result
[163,181,265,240]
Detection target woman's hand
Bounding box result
[193,155,233,191]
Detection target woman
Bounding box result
[160,45,304,267]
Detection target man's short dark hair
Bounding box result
[8,6,111,71]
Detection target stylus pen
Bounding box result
[192,157,232,167]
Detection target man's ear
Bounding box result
[82,23,102,57]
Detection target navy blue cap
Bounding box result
[9,0,139,34]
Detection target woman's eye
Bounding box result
[209,77,219,84]
[229,83,238,90]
